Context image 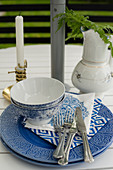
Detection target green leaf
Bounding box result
[53,8,113,57]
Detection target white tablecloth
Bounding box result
[0,45,113,170]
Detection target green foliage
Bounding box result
[53,8,113,56]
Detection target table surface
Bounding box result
[0,45,113,170]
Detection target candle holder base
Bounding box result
[2,60,27,102]
[2,85,13,102]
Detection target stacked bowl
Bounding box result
[10,77,65,125]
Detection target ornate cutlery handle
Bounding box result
[82,132,94,163]
[53,129,66,159]
[58,132,75,165]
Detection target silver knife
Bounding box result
[76,107,94,163]
[58,109,78,165]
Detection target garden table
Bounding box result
[0,45,113,170]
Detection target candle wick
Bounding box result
[19,12,21,16]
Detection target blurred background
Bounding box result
[0,0,113,49]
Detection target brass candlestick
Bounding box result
[2,60,27,102]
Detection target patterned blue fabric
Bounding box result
[25,98,109,149]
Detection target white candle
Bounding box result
[15,16,24,67]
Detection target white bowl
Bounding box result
[10,77,65,125]
[11,77,65,107]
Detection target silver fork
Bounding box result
[58,110,77,165]
[53,107,73,159]
[53,113,64,158]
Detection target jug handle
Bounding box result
[109,35,113,56]
[109,35,113,76]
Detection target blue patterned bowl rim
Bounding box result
[11,94,65,111]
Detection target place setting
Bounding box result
[1,76,113,167]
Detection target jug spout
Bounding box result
[82,29,108,64]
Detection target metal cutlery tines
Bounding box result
[53,107,73,159]
[58,111,77,165]
[53,113,64,158]
[53,107,94,165]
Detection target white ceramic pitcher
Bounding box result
[71,29,113,95]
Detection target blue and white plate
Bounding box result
[1,92,113,167]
